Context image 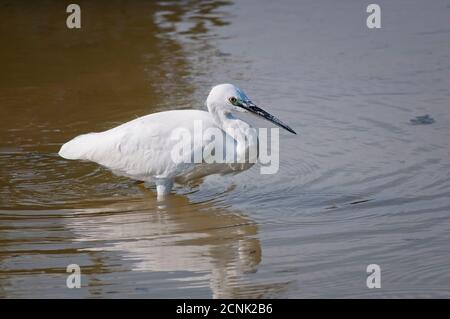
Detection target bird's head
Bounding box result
[206,83,296,134]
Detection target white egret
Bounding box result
[59,84,296,199]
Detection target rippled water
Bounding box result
[1,0,450,298]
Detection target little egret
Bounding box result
[59,84,296,199]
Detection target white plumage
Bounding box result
[59,84,296,199]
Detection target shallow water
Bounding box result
[1,0,450,298]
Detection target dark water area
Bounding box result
[1,0,450,298]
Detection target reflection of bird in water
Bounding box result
[59,84,296,200]
[66,193,268,298]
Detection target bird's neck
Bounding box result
[212,110,258,163]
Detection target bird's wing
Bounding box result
[59,110,216,180]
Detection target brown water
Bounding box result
[1,0,450,298]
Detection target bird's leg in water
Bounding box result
[155,179,174,201]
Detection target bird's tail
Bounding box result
[58,133,99,160]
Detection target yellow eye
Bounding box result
[229,97,237,104]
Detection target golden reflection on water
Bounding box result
[0,0,277,298]
[0,0,226,207]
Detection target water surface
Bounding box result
[1,0,450,298]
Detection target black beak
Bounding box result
[241,101,297,134]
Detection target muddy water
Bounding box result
[1,0,450,298]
